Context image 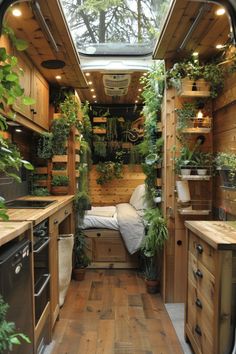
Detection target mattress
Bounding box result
[80,206,119,230]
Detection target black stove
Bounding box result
[6,199,57,209]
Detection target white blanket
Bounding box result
[86,206,116,217]
[116,203,145,254]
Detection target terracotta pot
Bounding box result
[145,279,159,294]
[51,186,68,195]
[72,268,86,281]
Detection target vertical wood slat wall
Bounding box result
[213,70,236,217]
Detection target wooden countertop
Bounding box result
[6,195,74,225]
[0,221,31,246]
[185,221,236,250]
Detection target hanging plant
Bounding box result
[51,118,70,155]
[107,117,118,141]
[96,161,123,185]
[59,94,80,128]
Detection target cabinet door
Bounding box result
[49,217,59,330]
[32,70,49,130]
[13,52,33,120]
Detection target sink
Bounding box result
[5,199,57,209]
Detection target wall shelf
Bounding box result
[177,200,211,215]
[178,175,211,181]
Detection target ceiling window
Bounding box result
[60,0,171,56]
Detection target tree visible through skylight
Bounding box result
[61,0,171,55]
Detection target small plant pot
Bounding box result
[72,268,86,281]
[197,169,207,176]
[51,186,69,195]
[153,196,162,203]
[145,279,159,294]
[181,168,191,176]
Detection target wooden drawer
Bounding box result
[187,279,214,340]
[51,203,73,226]
[84,229,120,239]
[186,303,214,354]
[189,231,216,275]
[93,237,127,262]
[188,252,215,306]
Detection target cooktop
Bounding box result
[5,199,57,209]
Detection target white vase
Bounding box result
[181,168,191,176]
[197,169,207,176]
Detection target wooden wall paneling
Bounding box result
[89,165,145,206]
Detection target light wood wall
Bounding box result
[213,70,236,216]
[89,165,146,206]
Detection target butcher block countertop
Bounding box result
[0,221,31,246]
[185,221,236,250]
[6,195,74,225]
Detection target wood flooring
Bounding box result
[50,269,184,354]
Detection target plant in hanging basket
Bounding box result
[214,152,236,188]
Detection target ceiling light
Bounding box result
[90,88,95,92]
[85,73,90,77]
[55,75,62,80]
[94,101,97,103]
[143,73,147,76]
[92,95,96,98]
[215,8,226,16]
[12,8,22,17]
[88,81,93,85]
[192,52,199,56]
[135,100,138,103]
[216,44,225,49]
[15,128,22,132]
[138,88,142,92]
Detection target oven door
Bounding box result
[33,237,50,325]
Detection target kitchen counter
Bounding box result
[6,195,74,225]
[0,221,31,246]
[185,220,236,250]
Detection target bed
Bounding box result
[79,184,146,267]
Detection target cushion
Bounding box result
[129,184,147,210]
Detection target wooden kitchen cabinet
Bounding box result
[185,221,236,354]
[49,202,74,330]
[31,70,49,130]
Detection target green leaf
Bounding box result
[6,73,18,82]
[0,211,9,221]
[7,97,15,105]
[10,56,18,66]
[21,160,34,170]
[0,47,7,61]
[14,38,28,51]
[6,173,21,183]
[22,96,36,105]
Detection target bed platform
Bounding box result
[84,228,138,268]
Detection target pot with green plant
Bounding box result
[173,146,196,176]
[214,152,236,188]
[51,175,69,195]
[193,151,213,176]
[141,208,168,294]
[72,229,91,281]
[175,102,197,131]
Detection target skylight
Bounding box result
[60,0,171,56]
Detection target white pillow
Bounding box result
[129,184,147,210]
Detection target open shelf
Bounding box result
[179,175,211,181]
[178,79,210,98]
[182,127,211,134]
[177,200,211,215]
[93,117,107,123]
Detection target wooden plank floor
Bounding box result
[50,269,184,354]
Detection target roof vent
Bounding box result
[103,74,131,88]
[105,87,128,96]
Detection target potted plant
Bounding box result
[36,132,53,159]
[51,175,69,195]
[141,208,168,294]
[72,229,91,281]
[175,102,197,131]
[173,146,196,175]
[193,151,212,176]
[214,152,236,188]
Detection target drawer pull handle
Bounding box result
[97,233,101,237]
[195,298,202,309]
[65,210,68,215]
[194,269,203,278]
[195,325,202,336]
[54,219,58,225]
[196,244,203,254]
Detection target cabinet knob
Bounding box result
[97,233,101,237]
[196,244,203,254]
[54,219,58,225]
[195,298,203,309]
[195,325,202,336]
[194,269,203,279]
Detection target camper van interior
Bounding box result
[0,0,236,353]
